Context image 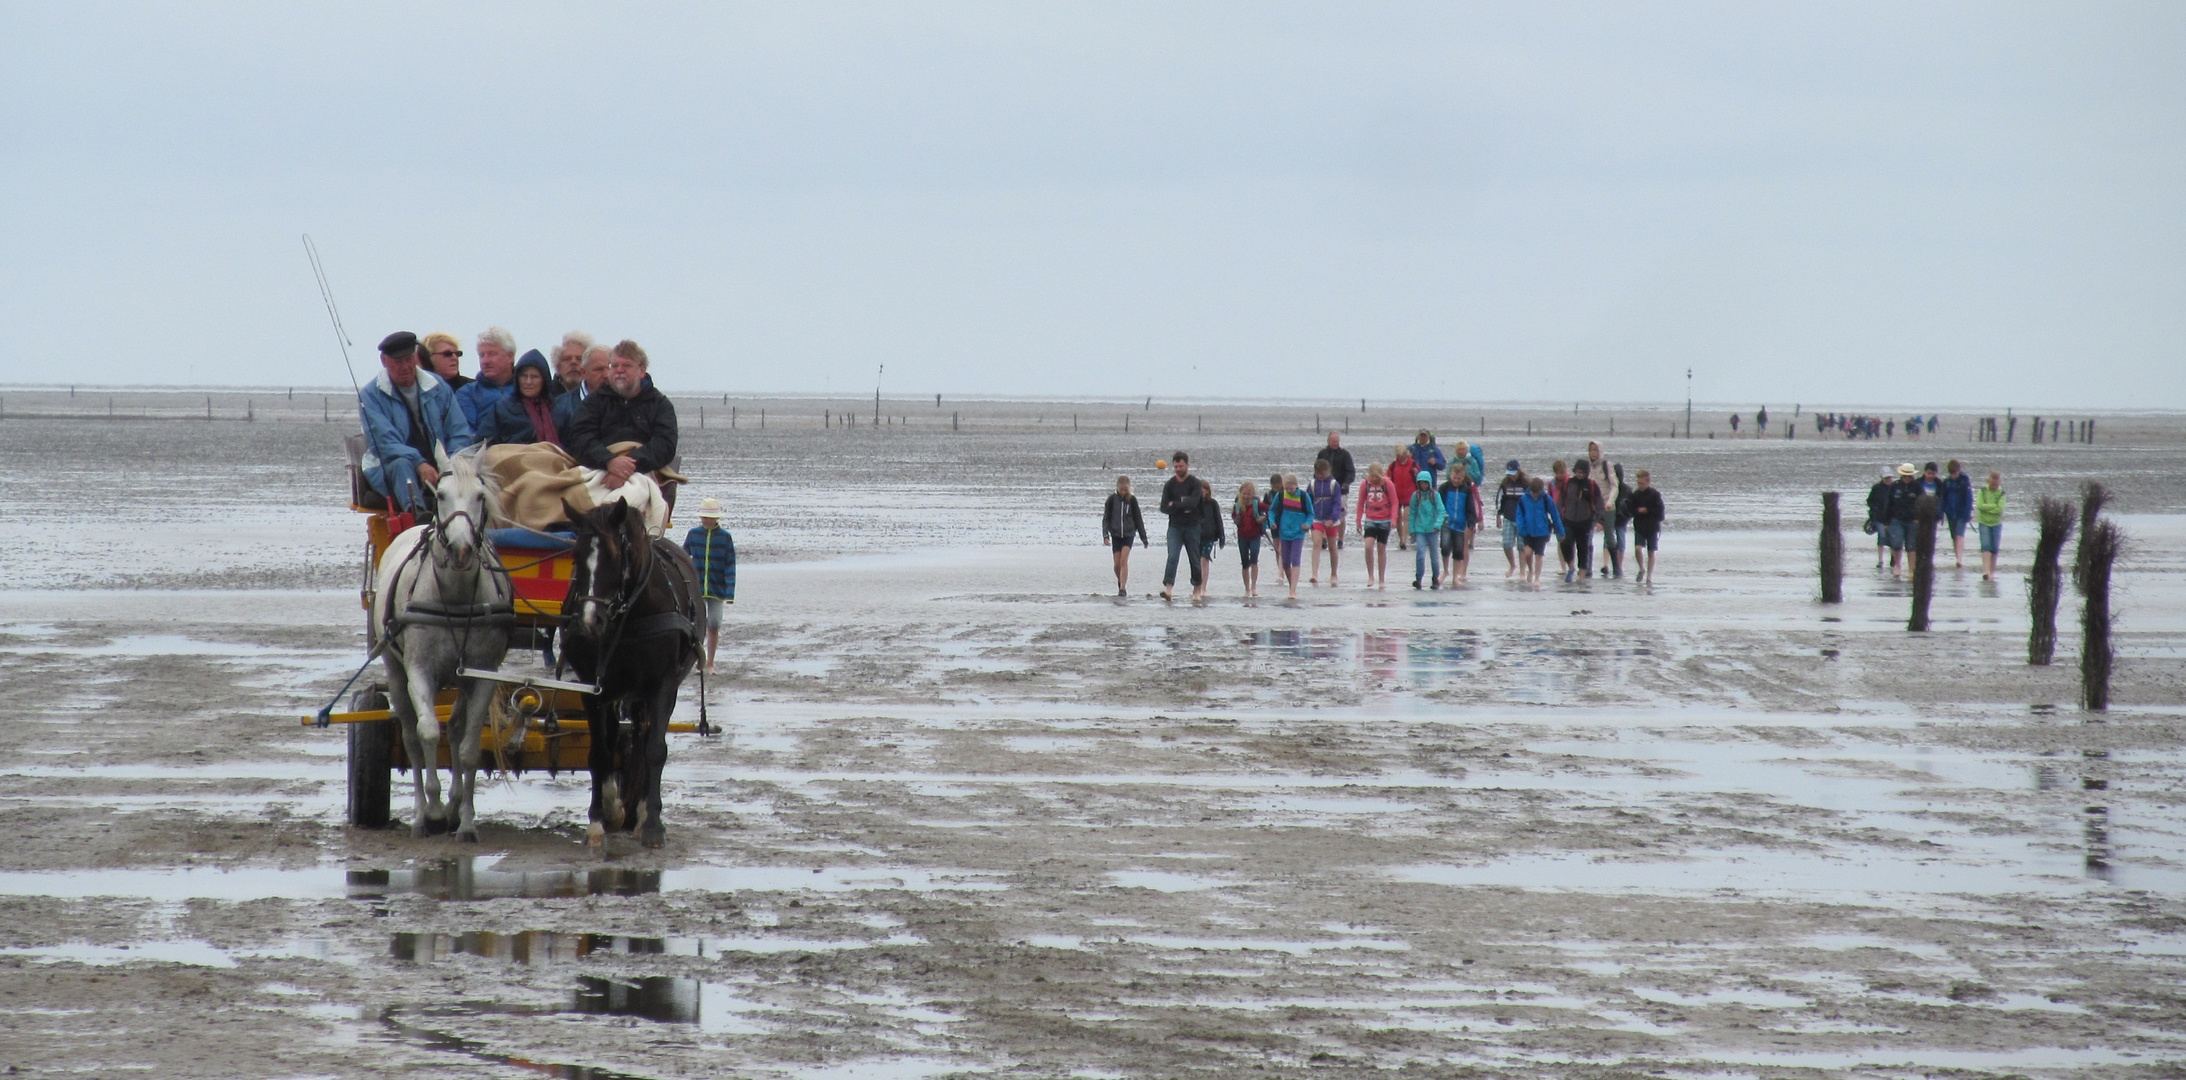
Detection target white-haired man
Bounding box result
[552,331,594,399]
[455,326,518,427]
[553,343,612,432]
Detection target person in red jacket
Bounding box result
[1387,444,1416,551]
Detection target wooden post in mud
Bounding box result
[1908,495,1938,631]
[2074,481,2109,597]
[2028,496,2075,665]
[1820,492,1843,603]
[2080,519,2121,711]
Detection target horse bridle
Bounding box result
[567,528,645,669]
[431,507,485,574]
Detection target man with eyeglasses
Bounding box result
[357,331,475,519]
[566,339,681,512]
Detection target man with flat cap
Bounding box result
[357,330,475,518]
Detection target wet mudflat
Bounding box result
[1,408,2183,1078]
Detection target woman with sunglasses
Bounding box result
[421,331,471,390]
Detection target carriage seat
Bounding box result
[489,526,575,552]
[345,432,389,512]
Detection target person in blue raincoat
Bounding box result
[682,497,737,675]
[357,331,474,517]
[1513,475,1565,585]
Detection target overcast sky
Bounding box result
[3,2,2180,408]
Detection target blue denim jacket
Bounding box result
[357,369,474,493]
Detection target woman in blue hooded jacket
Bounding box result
[1513,475,1564,584]
[481,350,564,447]
[1407,431,1448,484]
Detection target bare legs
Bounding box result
[1363,534,1387,588]
[1112,545,1131,596]
[1308,530,1339,585]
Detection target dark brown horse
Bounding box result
[560,501,703,851]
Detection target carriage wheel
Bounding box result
[346,685,395,829]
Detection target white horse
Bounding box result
[369,444,513,841]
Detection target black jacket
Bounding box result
[1887,477,1923,522]
[1103,493,1149,546]
[1197,493,1226,547]
[1314,446,1356,487]
[1159,474,1203,528]
[566,384,679,473]
[1626,487,1665,533]
[1867,480,1893,526]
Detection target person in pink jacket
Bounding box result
[1354,461,1397,589]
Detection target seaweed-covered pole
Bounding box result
[2080,519,2122,711]
[2074,481,2109,596]
[1820,492,1844,603]
[1908,494,1938,631]
[2028,496,2075,665]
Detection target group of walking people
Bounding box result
[1865,459,2008,580]
[1100,433,1667,600]
[1818,412,1938,440]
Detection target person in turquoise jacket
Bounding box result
[1407,471,1446,589]
[1513,475,1564,584]
[681,498,737,675]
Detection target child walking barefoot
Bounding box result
[1102,476,1149,596]
[1270,474,1311,600]
[1975,471,2005,581]
[1234,482,1265,597]
[1627,470,1665,583]
[1354,461,1395,589]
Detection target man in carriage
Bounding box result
[565,339,682,514]
[358,331,476,519]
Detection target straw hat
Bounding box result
[1897,462,1916,476]
[695,497,725,519]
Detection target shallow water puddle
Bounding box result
[0,855,1002,901]
[391,930,925,963]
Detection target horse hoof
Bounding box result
[411,822,432,839]
[602,779,625,831]
[640,824,665,850]
[457,828,479,844]
[587,822,605,849]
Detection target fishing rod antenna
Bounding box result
[303,234,360,393]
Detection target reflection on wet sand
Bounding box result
[349,859,660,901]
[392,931,674,965]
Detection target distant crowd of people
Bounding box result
[1101,433,1666,602]
[1865,459,2007,581]
[1814,411,1939,440]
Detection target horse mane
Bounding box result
[446,444,508,528]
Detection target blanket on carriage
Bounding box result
[482,442,669,537]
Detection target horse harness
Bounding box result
[380,512,515,662]
[564,535,710,734]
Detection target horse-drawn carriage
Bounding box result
[306,436,705,849]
